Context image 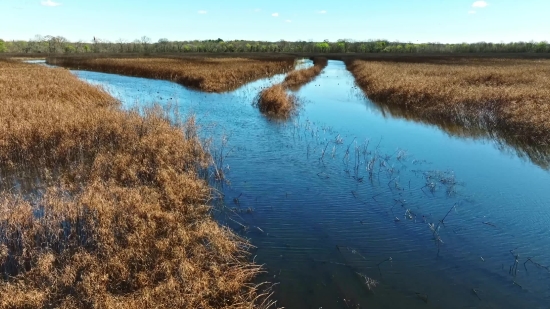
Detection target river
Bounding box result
[70,59,550,308]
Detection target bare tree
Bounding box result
[141,36,151,52]
[116,38,126,53]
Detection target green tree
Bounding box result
[535,41,549,53]
[64,45,76,53]
[0,39,7,53]
[316,42,330,52]
[374,40,387,53]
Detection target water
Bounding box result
[71,60,550,308]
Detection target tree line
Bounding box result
[1,35,549,54]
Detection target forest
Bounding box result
[1,35,549,54]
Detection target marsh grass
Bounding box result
[347,58,550,146]
[46,56,295,93]
[255,57,328,118]
[282,57,328,91]
[255,84,297,118]
[0,60,270,308]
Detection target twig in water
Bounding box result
[387,176,399,191]
[347,247,367,260]
[439,203,457,227]
[472,288,482,301]
[228,217,248,232]
[524,258,550,273]
[319,141,331,162]
[415,293,428,303]
[342,137,357,165]
[509,249,520,278]
[357,273,378,291]
[377,257,392,276]
[233,193,243,206]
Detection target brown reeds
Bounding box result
[0,60,269,308]
[282,57,328,90]
[255,57,328,118]
[46,56,295,93]
[347,58,550,146]
[255,83,296,117]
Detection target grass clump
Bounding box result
[0,60,270,308]
[282,57,328,90]
[46,56,295,93]
[347,58,550,146]
[255,83,296,118]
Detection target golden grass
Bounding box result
[255,57,328,118]
[282,57,328,90]
[347,58,550,145]
[0,60,269,308]
[255,84,296,118]
[46,56,295,93]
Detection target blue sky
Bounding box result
[1,0,548,43]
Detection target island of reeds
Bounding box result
[0,60,269,309]
[256,57,328,118]
[282,57,328,90]
[46,55,295,92]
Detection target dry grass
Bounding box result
[282,57,328,90]
[46,56,295,93]
[347,58,550,145]
[0,60,270,308]
[255,84,296,118]
[255,57,328,118]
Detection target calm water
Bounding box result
[71,60,550,308]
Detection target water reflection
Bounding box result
[362,98,550,170]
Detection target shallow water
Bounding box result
[72,60,550,308]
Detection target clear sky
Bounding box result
[1,0,549,43]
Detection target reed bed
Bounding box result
[0,60,269,308]
[255,57,328,118]
[255,84,296,118]
[282,57,328,90]
[347,58,550,145]
[46,56,295,93]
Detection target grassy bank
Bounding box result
[46,56,295,93]
[347,58,550,146]
[282,57,328,90]
[0,60,268,308]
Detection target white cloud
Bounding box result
[468,10,476,14]
[285,19,291,23]
[41,0,61,7]
[198,10,207,14]
[254,8,261,12]
[271,12,279,17]
[317,10,327,14]
[472,1,488,8]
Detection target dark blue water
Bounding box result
[72,60,550,308]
